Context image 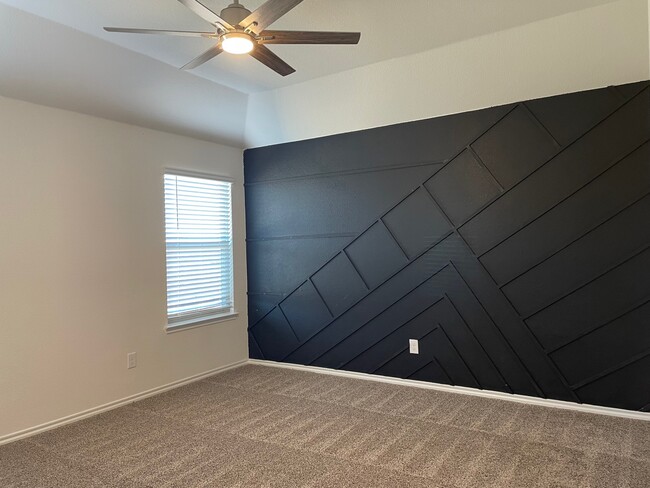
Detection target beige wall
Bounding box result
[246,0,650,147]
[0,96,248,439]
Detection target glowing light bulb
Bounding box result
[221,32,254,55]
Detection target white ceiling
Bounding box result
[0,0,618,94]
[0,3,248,147]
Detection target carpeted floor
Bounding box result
[1,364,649,487]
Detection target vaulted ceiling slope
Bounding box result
[1,0,620,93]
[0,3,248,147]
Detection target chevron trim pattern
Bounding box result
[244,81,650,411]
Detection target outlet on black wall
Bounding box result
[244,80,650,412]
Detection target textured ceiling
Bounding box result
[0,0,618,93]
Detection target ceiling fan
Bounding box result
[104,0,361,76]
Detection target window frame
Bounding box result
[163,169,237,333]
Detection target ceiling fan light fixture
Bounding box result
[221,32,255,54]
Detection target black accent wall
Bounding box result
[244,81,650,412]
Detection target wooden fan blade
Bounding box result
[177,0,234,29]
[239,0,304,34]
[181,44,223,70]
[104,27,215,38]
[259,30,361,45]
[249,45,295,76]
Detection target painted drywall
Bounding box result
[0,96,248,439]
[0,3,248,147]
[245,0,650,148]
[244,81,650,411]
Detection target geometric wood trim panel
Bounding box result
[244,80,650,411]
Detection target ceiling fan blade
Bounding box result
[249,45,295,76]
[181,44,223,70]
[176,0,234,30]
[239,0,304,34]
[104,27,215,38]
[259,30,361,45]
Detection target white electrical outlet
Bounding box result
[127,352,137,369]
[409,339,419,354]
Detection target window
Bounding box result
[164,172,234,329]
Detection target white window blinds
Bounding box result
[164,173,234,326]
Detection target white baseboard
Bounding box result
[3,357,645,447]
[248,359,650,422]
[0,359,248,446]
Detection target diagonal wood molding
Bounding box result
[244,80,650,412]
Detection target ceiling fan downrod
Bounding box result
[220,0,252,27]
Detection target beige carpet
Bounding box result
[1,364,649,487]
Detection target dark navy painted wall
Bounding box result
[243,81,650,411]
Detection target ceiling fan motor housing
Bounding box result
[220,2,252,27]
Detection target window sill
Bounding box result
[166,312,239,334]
